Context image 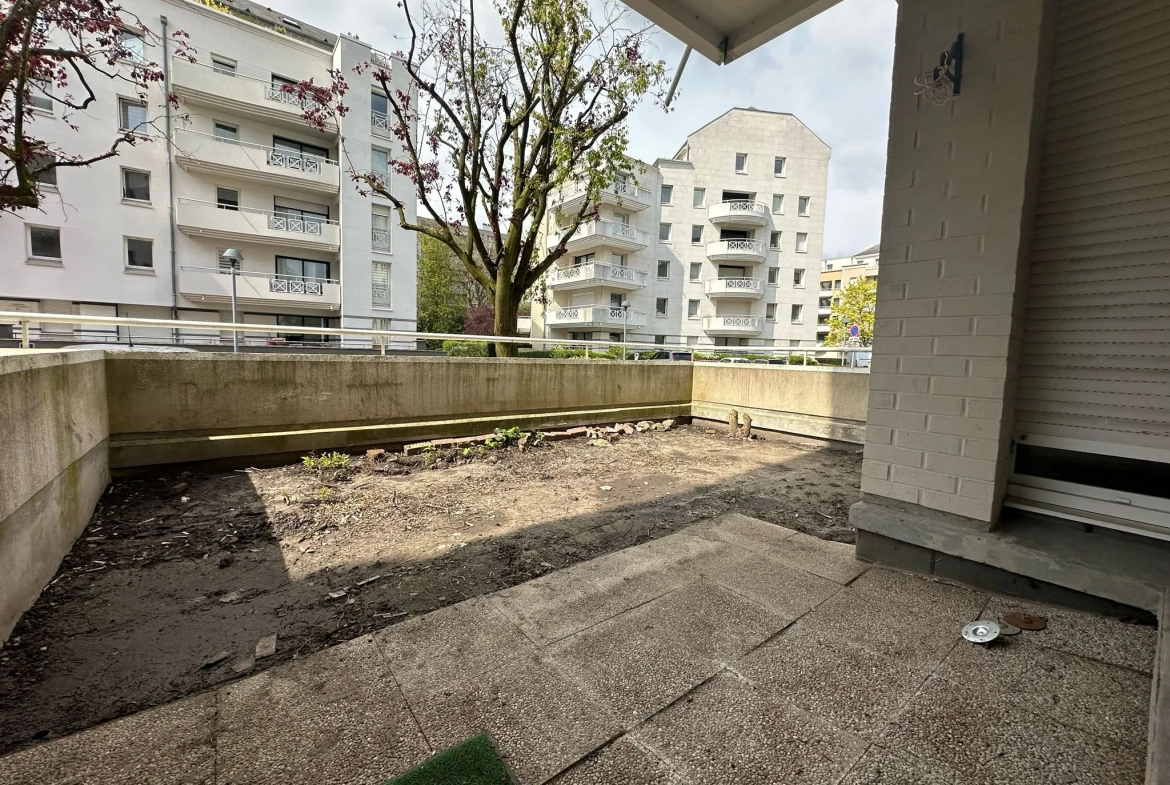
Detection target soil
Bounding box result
[0,424,862,755]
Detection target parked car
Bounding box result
[648,350,693,361]
[853,351,872,368]
[718,357,752,363]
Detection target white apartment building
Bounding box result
[0,0,416,346]
[531,108,829,349]
[818,243,879,343]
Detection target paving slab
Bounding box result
[734,621,931,737]
[489,535,707,646]
[983,596,1157,673]
[551,735,681,785]
[0,693,215,785]
[882,676,1147,785]
[409,652,621,785]
[215,635,430,785]
[634,671,868,784]
[374,597,537,701]
[936,633,1150,750]
[765,529,870,584]
[797,568,988,672]
[687,541,843,619]
[683,511,798,555]
[837,745,980,785]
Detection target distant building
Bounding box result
[817,244,879,343]
[530,108,830,349]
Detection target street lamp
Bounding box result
[221,248,244,353]
[621,299,630,360]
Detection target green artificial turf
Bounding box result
[385,734,517,785]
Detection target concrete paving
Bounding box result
[0,512,1155,784]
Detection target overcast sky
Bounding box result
[274,0,898,259]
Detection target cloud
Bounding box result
[274,0,897,259]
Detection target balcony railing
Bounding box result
[269,212,331,236]
[547,262,648,289]
[174,129,339,181]
[549,219,651,250]
[370,49,394,70]
[372,111,389,133]
[372,228,391,249]
[265,83,314,109]
[270,277,325,296]
[266,149,328,174]
[705,277,763,297]
[177,266,341,307]
[555,178,653,210]
[704,315,763,334]
[706,238,767,261]
[708,200,771,226]
[548,306,647,328]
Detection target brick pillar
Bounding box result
[861,0,1058,524]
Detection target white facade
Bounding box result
[818,244,879,343]
[531,108,829,349]
[0,0,416,346]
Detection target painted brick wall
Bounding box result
[862,0,1058,522]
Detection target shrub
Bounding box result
[442,340,489,357]
[302,451,350,471]
[787,355,820,366]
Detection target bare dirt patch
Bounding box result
[0,425,861,755]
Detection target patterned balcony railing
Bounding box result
[268,213,331,235]
[372,228,391,249]
[270,277,325,296]
[265,84,314,109]
[707,239,767,259]
[265,149,325,174]
[371,111,389,132]
[704,315,763,333]
[547,263,647,288]
[705,277,763,296]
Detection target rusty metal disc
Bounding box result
[1002,612,1047,631]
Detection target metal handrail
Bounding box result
[548,262,647,284]
[717,200,769,213]
[179,265,339,285]
[708,239,766,254]
[0,310,870,363]
[559,178,653,203]
[372,228,391,248]
[176,198,340,226]
[371,111,389,132]
[370,49,395,70]
[175,129,338,167]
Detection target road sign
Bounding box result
[849,325,860,338]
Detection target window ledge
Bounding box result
[122,198,153,208]
[124,266,156,276]
[371,305,394,311]
[26,257,64,267]
[32,107,54,118]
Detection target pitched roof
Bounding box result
[206,0,338,50]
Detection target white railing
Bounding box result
[370,49,394,70]
[268,213,329,235]
[181,265,339,287]
[707,239,766,259]
[371,110,390,132]
[175,130,339,171]
[557,178,653,206]
[705,277,763,296]
[1,310,870,363]
[549,306,648,328]
[704,315,763,333]
[266,83,313,109]
[547,263,648,288]
[372,228,390,249]
[270,277,325,296]
[550,219,650,249]
[723,200,769,214]
[362,170,390,190]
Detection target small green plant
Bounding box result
[318,486,330,499]
[302,451,350,471]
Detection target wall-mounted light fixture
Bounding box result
[914,33,964,106]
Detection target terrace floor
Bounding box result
[0,512,1154,784]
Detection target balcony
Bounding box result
[704,277,763,299]
[547,263,648,291]
[178,266,341,309]
[704,315,763,336]
[708,200,771,227]
[171,58,337,135]
[819,306,833,317]
[555,179,653,213]
[176,199,341,252]
[706,239,767,263]
[547,306,647,329]
[371,110,390,136]
[548,219,651,254]
[173,129,339,195]
[372,228,391,251]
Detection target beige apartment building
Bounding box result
[818,243,879,342]
[531,108,829,349]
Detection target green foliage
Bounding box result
[442,340,489,357]
[417,234,468,340]
[302,452,350,471]
[825,277,877,347]
[485,427,523,449]
[787,355,820,366]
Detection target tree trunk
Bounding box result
[493,281,521,358]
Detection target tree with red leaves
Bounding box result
[0,0,193,211]
[295,0,669,356]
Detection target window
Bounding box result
[766,303,777,322]
[276,315,330,344]
[372,262,392,306]
[774,157,786,177]
[212,56,237,76]
[121,168,150,201]
[213,122,238,142]
[657,259,670,279]
[821,281,832,290]
[659,223,671,242]
[660,184,673,204]
[612,253,626,267]
[32,153,56,186]
[689,262,702,281]
[371,148,390,173]
[834,279,842,289]
[120,30,145,61]
[29,79,52,112]
[767,267,779,286]
[277,256,329,284]
[610,293,624,308]
[687,299,700,319]
[371,92,388,116]
[372,210,391,249]
[654,335,666,345]
[796,232,809,253]
[791,304,804,324]
[573,252,596,265]
[692,187,705,208]
[690,225,703,244]
[119,98,148,134]
[609,332,622,343]
[29,226,61,259]
[798,196,811,216]
[769,231,780,249]
[218,250,240,271]
[274,136,329,161]
[216,187,239,211]
[735,153,747,173]
[771,194,784,214]
[655,298,668,317]
[281,17,301,28]
[125,237,153,269]
[793,268,806,287]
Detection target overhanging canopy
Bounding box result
[624,0,845,63]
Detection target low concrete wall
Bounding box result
[106,355,694,468]
[0,352,109,643]
[691,364,869,444]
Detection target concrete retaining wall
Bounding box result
[692,364,869,444]
[0,351,109,643]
